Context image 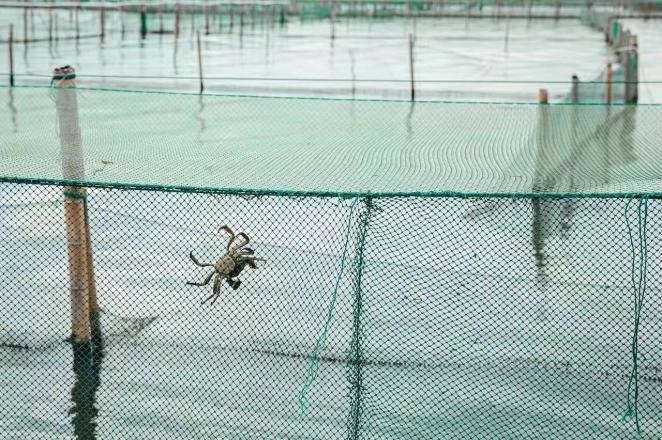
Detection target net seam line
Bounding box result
[2,84,659,106]
[298,197,359,414]
[3,177,662,200]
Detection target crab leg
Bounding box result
[201,275,222,305]
[189,252,215,268]
[230,232,250,251]
[210,275,223,305]
[186,270,215,286]
[218,225,235,251]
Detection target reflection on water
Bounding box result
[7,88,17,133]
[70,340,104,440]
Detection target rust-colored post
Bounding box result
[538,88,549,104]
[52,66,100,346]
[8,24,14,87]
[605,62,612,104]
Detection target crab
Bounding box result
[187,226,265,305]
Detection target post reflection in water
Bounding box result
[8,88,17,133]
[70,341,104,440]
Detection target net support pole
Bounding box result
[197,30,204,94]
[140,4,147,39]
[626,35,638,104]
[23,6,28,43]
[204,3,210,35]
[8,24,14,87]
[347,197,373,440]
[174,4,180,39]
[605,62,612,104]
[53,66,101,348]
[571,75,579,103]
[48,4,53,43]
[532,89,549,321]
[75,4,80,40]
[408,33,415,102]
[99,4,105,42]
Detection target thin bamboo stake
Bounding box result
[53,65,96,346]
[408,33,415,101]
[197,30,204,94]
[8,24,14,87]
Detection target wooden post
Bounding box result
[8,24,14,87]
[53,65,98,346]
[538,88,548,105]
[197,30,204,94]
[605,63,612,104]
[408,33,415,102]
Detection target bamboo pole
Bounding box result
[197,30,204,94]
[53,65,98,346]
[8,24,14,87]
[408,33,415,102]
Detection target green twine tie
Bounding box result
[622,196,649,438]
[298,198,358,415]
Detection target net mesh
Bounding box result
[1,86,661,438]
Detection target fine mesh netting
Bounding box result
[1,86,661,438]
[2,86,662,195]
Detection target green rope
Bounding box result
[622,196,649,437]
[298,198,359,415]
[63,190,88,201]
[346,198,373,440]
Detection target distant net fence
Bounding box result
[1,85,662,438]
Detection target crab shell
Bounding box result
[216,254,236,275]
